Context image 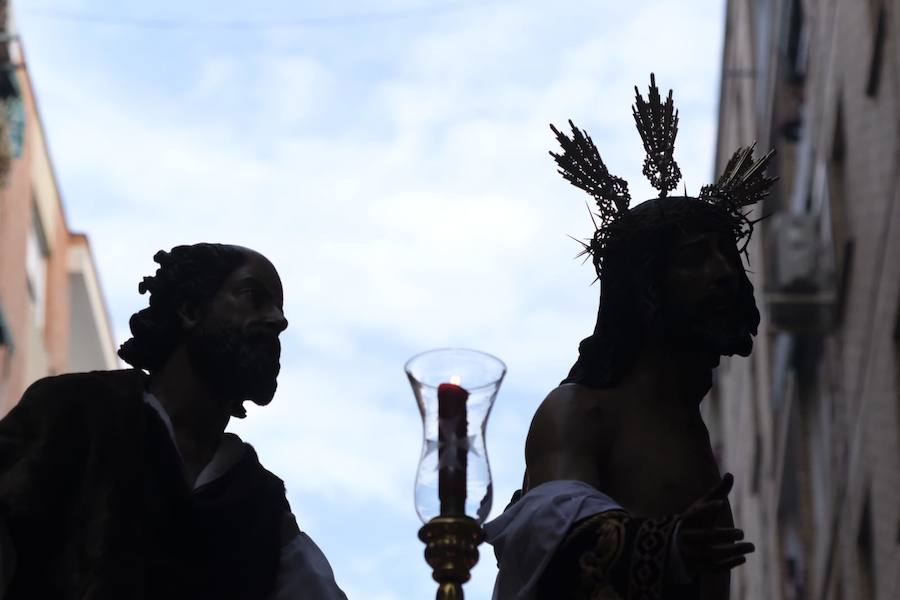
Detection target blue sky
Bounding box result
[17,1,725,597]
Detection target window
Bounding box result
[753,0,774,115]
[0,69,24,160]
[895,293,900,342]
[856,494,876,599]
[25,202,48,331]
[895,296,900,495]
[780,515,807,600]
[0,297,12,382]
[783,0,808,83]
[751,432,763,493]
[833,568,845,600]
[828,99,853,326]
[865,2,887,97]
[0,301,8,349]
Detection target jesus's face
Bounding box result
[660,228,757,363]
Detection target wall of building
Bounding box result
[0,60,37,412]
[67,235,119,374]
[710,1,900,599]
[0,7,117,415]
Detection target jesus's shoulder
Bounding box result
[533,382,622,436]
[524,384,623,488]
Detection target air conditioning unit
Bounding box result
[764,213,836,332]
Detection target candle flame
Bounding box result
[450,374,461,385]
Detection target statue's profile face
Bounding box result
[659,227,756,362]
[186,249,289,407]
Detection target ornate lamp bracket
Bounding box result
[418,516,485,600]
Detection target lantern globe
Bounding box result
[405,348,506,524]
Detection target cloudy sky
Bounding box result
[17,1,725,597]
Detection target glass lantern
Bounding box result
[405,348,506,524]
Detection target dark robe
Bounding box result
[0,369,286,600]
[538,510,697,600]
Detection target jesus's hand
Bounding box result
[676,473,755,574]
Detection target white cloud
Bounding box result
[256,55,335,127]
[19,1,725,597]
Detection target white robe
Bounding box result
[483,480,622,600]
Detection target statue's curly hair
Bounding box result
[118,243,248,372]
[566,196,761,388]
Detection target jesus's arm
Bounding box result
[522,386,749,600]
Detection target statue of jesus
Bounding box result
[485,75,776,600]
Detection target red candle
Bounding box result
[437,382,469,516]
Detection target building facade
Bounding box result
[708,0,900,599]
[0,4,118,416]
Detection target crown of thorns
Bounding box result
[550,73,776,279]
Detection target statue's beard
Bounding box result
[661,299,755,363]
[186,325,281,412]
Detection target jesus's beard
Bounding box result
[186,325,281,413]
[661,300,757,363]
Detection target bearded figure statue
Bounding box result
[0,244,347,600]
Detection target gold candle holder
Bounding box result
[418,516,485,600]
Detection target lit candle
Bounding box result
[437,379,469,516]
